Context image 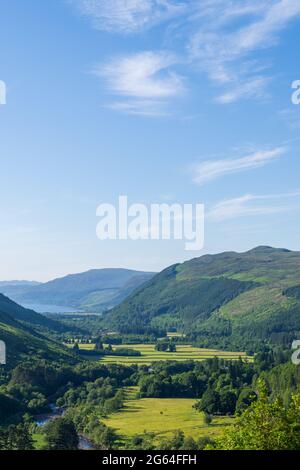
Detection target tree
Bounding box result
[204,412,213,425]
[235,387,257,414]
[155,341,169,352]
[0,423,34,450]
[95,341,104,351]
[197,436,216,450]
[219,379,300,450]
[219,389,237,414]
[195,388,220,415]
[183,436,198,450]
[159,430,185,450]
[0,392,22,421]
[43,417,79,450]
[95,427,117,450]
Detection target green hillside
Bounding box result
[0,294,74,333]
[104,247,300,348]
[0,297,76,368]
[1,269,155,312]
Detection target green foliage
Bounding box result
[155,340,176,352]
[196,388,237,415]
[43,417,79,450]
[219,380,300,450]
[197,436,216,450]
[78,346,142,358]
[0,319,73,370]
[284,284,300,300]
[261,361,300,405]
[0,392,23,421]
[0,422,34,450]
[203,412,213,425]
[235,387,257,414]
[139,357,254,411]
[159,430,185,450]
[103,389,125,415]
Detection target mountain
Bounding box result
[0,295,76,368]
[103,247,300,348]
[0,269,155,313]
[0,294,74,333]
[0,281,40,287]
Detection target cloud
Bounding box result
[189,0,300,68]
[215,77,271,104]
[193,147,286,186]
[208,191,300,222]
[106,100,170,117]
[94,51,184,115]
[72,0,186,33]
[71,1,300,107]
[96,51,182,98]
[188,0,300,102]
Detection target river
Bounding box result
[35,404,95,450]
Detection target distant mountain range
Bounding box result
[2,246,300,353]
[0,281,40,287]
[103,246,300,349]
[0,269,155,313]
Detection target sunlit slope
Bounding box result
[104,247,300,346]
[0,297,76,368]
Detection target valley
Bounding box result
[1,246,300,450]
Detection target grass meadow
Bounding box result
[72,342,248,365]
[103,387,233,445]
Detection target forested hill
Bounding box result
[103,246,300,349]
[0,296,76,368]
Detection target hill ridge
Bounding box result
[103,246,300,349]
[0,268,155,312]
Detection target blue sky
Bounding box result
[0,0,300,281]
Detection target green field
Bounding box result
[166,332,186,338]
[33,433,46,450]
[66,341,249,365]
[103,387,233,445]
[76,343,248,365]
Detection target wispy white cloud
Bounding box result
[94,51,184,115]
[188,0,300,102]
[208,191,300,222]
[96,51,183,98]
[72,0,186,33]
[193,147,286,186]
[106,100,171,117]
[71,1,300,107]
[215,77,271,104]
